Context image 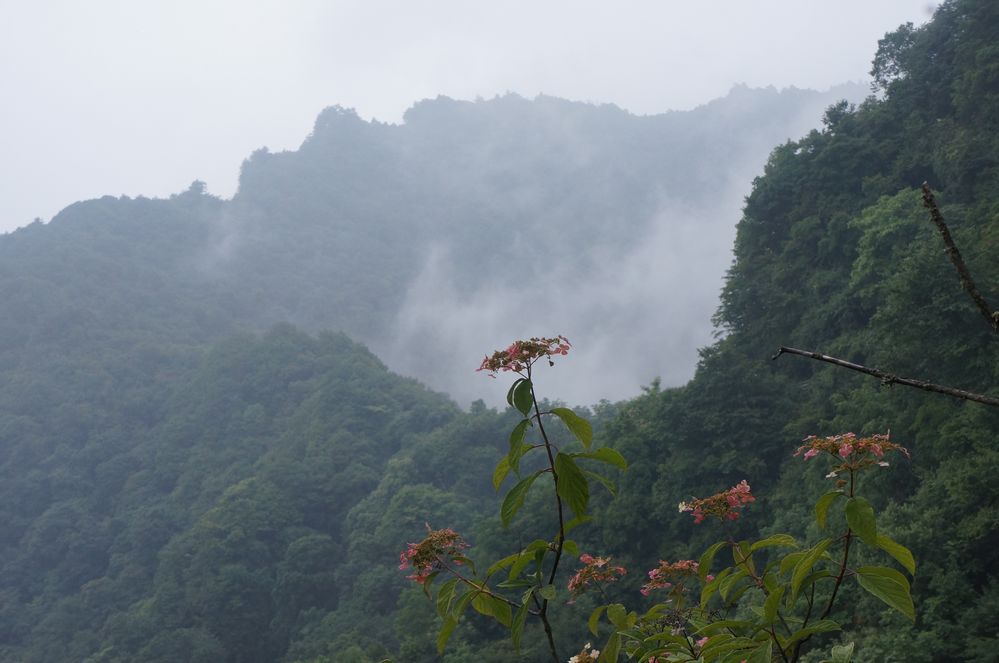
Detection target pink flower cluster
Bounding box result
[398,527,468,584]
[795,432,909,477]
[678,480,755,524]
[477,335,571,375]
[640,559,700,596]
[567,553,627,595]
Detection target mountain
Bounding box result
[1,84,864,408]
[2,0,999,660]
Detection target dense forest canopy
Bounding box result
[0,0,997,660]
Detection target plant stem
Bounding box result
[529,367,564,663]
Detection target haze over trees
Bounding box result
[0,0,997,660]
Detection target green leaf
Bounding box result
[599,632,621,662]
[550,407,593,450]
[750,534,798,552]
[506,378,524,407]
[471,592,493,618]
[554,453,589,517]
[511,602,528,651]
[791,538,833,604]
[701,567,732,608]
[501,471,543,527]
[582,469,617,496]
[492,456,511,492]
[588,605,606,636]
[699,541,727,581]
[763,585,785,625]
[786,620,841,646]
[436,616,458,654]
[855,566,915,621]
[815,490,845,530]
[506,418,531,473]
[576,447,627,470]
[436,578,459,618]
[488,596,512,627]
[719,568,748,601]
[512,379,534,416]
[563,539,579,557]
[606,603,627,628]
[486,552,520,576]
[845,497,878,546]
[876,533,916,575]
[538,584,556,601]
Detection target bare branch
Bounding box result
[921,182,999,332]
[772,346,999,407]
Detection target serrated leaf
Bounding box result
[576,447,627,470]
[588,605,606,636]
[554,453,589,517]
[507,418,531,473]
[719,568,748,601]
[876,533,916,575]
[506,378,523,407]
[492,456,511,491]
[815,490,845,530]
[436,616,458,654]
[471,592,493,618]
[436,578,459,618]
[512,379,534,416]
[606,603,627,628]
[489,596,512,627]
[856,566,915,621]
[750,534,798,552]
[791,538,833,604]
[501,471,543,527]
[845,497,878,546]
[511,602,528,651]
[551,407,593,450]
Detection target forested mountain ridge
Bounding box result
[0,84,863,407]
[1,0,998,661]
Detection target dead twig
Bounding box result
[772,346,999,407]
[921,182,999,332]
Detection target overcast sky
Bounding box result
[0,1,936,234]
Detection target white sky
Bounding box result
[0,1,936,234]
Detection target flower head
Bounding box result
[567,553,627,596]
[398,527,469,585]
[640,558,700,597]
[477,335,571,376]
[679,480,755,524]
[795,432,909,477]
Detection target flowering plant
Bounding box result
[397,340,915,663]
